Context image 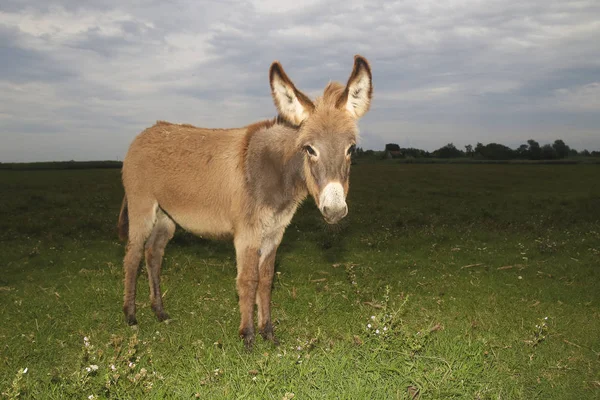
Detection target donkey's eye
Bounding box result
[347,144,356,155]
[304,145,317,157]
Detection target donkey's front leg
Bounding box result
[234,240,260,350]
[256,247,278,344]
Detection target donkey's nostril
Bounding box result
[322,206,329,215]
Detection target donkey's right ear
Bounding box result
[269,62,315,126]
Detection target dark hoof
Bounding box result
[259,322,279,345]
[123,305,137,325]
[152,303,170,322]
[125,315,138,326]
[240,327,254,351]
[243,335,254,351]
[155,311,170,322]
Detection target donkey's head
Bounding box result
[269,55,373,224]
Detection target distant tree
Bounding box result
[581,149,591,157]
[591,151,600,157]
[541,144,558,160]
[516,144,529,158]
[465,144,474,157]
[385,143,401,152]
[527,139,541,160]
[552,139,570,159]
[477,143,516,160]
[475,142,485,156]
[568,148,579,157]
[400,147,430,158]
[433,143,464,158]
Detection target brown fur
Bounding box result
[118,55,373,348]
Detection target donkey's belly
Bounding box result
[166,208,234,239]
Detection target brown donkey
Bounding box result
[118,55,373,348]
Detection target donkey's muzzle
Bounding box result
[319,182,348,224]
[321,204,348,224]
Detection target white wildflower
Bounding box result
[371,316,375,320]
[383,327,387,331]
[110,364,116,371]
[23,367,28,374]
[375,329,380,334]
[89,365,98,371]
[367,324,372,329]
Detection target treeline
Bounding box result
[0,160,123,170]
[373,139,600,160]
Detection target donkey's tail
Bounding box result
[117,195,129,242]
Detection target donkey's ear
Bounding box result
[269,61,315,125]
[336,55,373,119]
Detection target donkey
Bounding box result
[117,55,373,348]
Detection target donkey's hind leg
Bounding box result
[123,200,158,325]
[144,210,176,322]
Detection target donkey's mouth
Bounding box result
[321,206,348,225]
[324,216,337,225]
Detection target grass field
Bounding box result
[1,163,599,399]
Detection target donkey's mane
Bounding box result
[318,81,345,110]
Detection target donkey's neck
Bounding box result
[245,121,308,213]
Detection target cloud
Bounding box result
[551,82,600,112]
[0,0,599,162]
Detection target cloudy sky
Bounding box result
[1,0,599,162]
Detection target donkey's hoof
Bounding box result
[262,334,279,346]
[259,322,278,345]
[243,335,254,351]
[156,311,170,322]
[125,315,138,326]
[259,329,279,345]
[240,328,255,351]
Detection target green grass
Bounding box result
[1,164,599,399]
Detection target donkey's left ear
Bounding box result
[336,55,373,119]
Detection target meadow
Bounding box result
[1,162,599,399]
